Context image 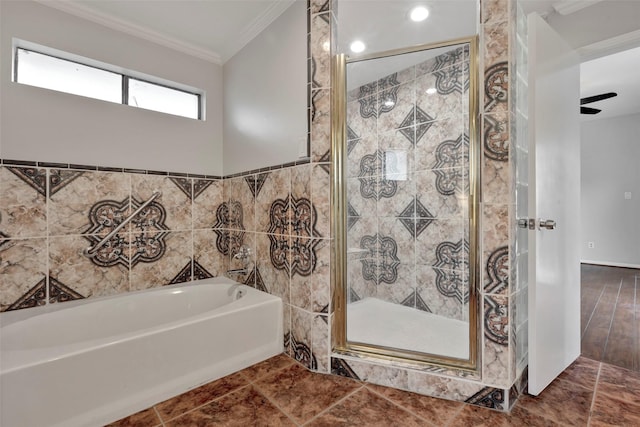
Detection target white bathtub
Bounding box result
[0,277,283,427]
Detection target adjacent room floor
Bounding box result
[581,264,640,372]
[109,353,640,426]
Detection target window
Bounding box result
[14,45,203,120]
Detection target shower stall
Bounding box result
[332,37,480,370]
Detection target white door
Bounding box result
[527,13,582,396]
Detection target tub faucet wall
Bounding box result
[0,163,227,312]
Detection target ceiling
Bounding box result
[38,0,295,64]
[38,0,640,120]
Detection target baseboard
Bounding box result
[581,260,640,269]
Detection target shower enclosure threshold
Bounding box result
[347,298,469,359]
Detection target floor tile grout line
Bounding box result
[298,383,365,426]
[155,382,253,424]
[152,406,166,427]
[587,361,602,427]
[361,383,442,427]
[249,381,304,426]
[582,283,607,340]
[443,403,467,427]
[601,278,624,361]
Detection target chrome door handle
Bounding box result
[539,219,556,230]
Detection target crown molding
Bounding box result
[34,0,222,64]
[552,0,604,16]
[578,29,640,61]
[220,0,295,63]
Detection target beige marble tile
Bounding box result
[0,238,47,311]
[165,385,295,427]
[0,167,47,238]
[130,231,192,290]
[192,179,223,229]
[49,234,129,300]
[155,372,248,421]
[131,175,192,231]
[255,363,361,424]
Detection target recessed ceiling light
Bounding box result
[410,6,429,22]
[350,40,366,53]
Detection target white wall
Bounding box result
[581,113,640,267]
[223,0,307,175]
[0,1,223,176]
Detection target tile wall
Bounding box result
[346,45,471,322]
[0,0,524,413]
[0,164,225,311]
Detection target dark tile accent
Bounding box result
[465,387,505,410]
[415,292,432,312]
[49,169,84,196]
[349,288,361,303]
[39,162,69,168]
[6,166,47,197]
[246,267,268,293]
[398,198,435,239]
[485,245,509,294]
[193,260,214,280]
[485,295,509,346]
[192,179,214,200]
[169,177,193,200]
[69,164,98,171]
[147,170,169,176]
[170,261,192,284]
[484,113,509,161]
[2,159,37,166]
[123,168,147,175]
[97,166,124,172]
[5,278,47,311]
[331,358,360,380]
[484,61,508,111]
[49,277,84,303]
[291,333,317,370]
[401,291,415,308]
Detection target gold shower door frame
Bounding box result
[331,36,481,372]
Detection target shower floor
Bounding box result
[347,297,469,359]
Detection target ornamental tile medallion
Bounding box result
[485,246,509,294]
[433,240,469,304]
[434,62,468,95]
[360,233,400,285]
[359,150,397,200]
[268,196,320,277]
[485,295,509,346]
[433,134,469,196]
[484,114,509,161]
[484,61,508,111]
[83,197,170,268]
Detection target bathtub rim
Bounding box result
[0,278,281,374]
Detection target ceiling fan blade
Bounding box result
[581,106,601,114]
[580,92,617,105]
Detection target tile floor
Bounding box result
[109,354,640,426]
[580,264,640,371]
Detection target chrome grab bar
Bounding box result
[83,191,161,257]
